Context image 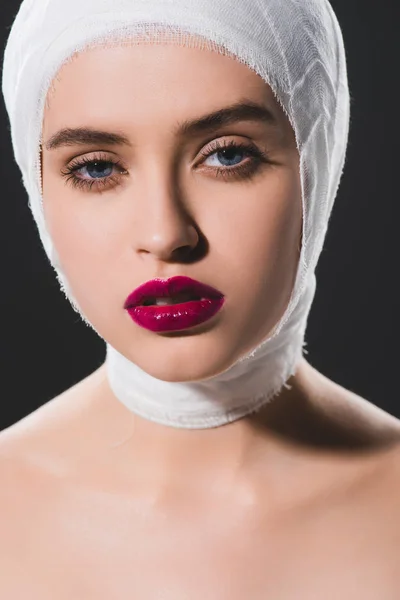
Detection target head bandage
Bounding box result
[2,0,350,429]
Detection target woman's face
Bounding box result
[41,42,302,382]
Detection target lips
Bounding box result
[124,276,224,309]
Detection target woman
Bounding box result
[1,0,400,596]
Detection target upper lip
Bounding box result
[124,276,224,308]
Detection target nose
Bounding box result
[133,173,200,263]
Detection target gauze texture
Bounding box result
[2,0,350,428]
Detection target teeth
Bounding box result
[155,299,178,306]
[140,294,203,306]
[154,293,200,306]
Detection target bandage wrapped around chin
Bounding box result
[2,0,350,429]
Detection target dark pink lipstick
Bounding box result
[124,276,225,333]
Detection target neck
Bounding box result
[92,359,314,499]
[77,356,397,511]
[85,273,317,499]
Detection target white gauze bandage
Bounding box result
[2,0,350,429]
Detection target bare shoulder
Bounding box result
[0,387,76,513]
[297,359,400,445]
[0,370,103,575]
[0,365,105,511]
[289,360,400,536]
[356,442,400,569]
[315,360,400,502]
[0,426,52,576]
[373,441,400,498]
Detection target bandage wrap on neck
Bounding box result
[2,0,350,428]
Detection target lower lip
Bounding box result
[126,297,225,332]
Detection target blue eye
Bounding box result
[81,161,114,179]
[205,147,246,168]
[61,153,128,191]
[60,140,271,192]
[199,139,271,181]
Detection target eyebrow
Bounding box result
[44,100,278,151]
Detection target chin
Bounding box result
[129,342,239,383]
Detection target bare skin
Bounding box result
[1,359,400,598]
[1,42,400,597]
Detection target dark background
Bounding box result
[0,1,398,431]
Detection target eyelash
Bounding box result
[60,140,271,192]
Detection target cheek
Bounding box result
[212,169,302,337]
[210,169,302,284]
[44,170,109,252]
[253,172,302,299]
[42,175,123,303]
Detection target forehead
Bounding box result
[42,42,293,142]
